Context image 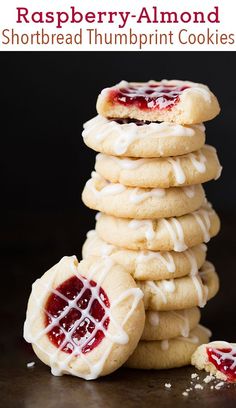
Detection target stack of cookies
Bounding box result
[82,79,222,370]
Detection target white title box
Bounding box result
[0,0,235,51]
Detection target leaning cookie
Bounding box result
[142,307,200,341]
[96,80,220,124]
[82,172,205,219]
[82,231,207,281]
[137,261,219,311]
[126,325,211,370]
[95,204,220,251]
[191,341,236,382]
[82,115,206,157]
[95,145,222,189]
[23,256,145,380]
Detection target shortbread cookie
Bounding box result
[82,231,207,281]
[137,261,219,311]
[23,256,145,380]
[96,80,220,124]
[191,341,236,382]
[126,325,211,370]
[95,205,220,251]
[142,307,200,341]
[82,115,206,158]
[82,172,205,219]
[95,145,222,189]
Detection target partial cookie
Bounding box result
[142,307,200,341]
[95,204,220,251]
[82,115,206,158]
[191,341,236,382]
[95,145,222,188]
[137,261,219,311]
[82,172,205,219]
[82,231,207,281]
[126,325,211,370]
[23,256,145,380]
[96,80,220,124]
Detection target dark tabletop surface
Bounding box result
[1,212,236,408]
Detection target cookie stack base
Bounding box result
[126,325,211,370]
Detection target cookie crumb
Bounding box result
[165,383,171,389]
[191,373,198,379]
[182,392,188,396]
[203,375,214,384]
[195,384,204,390]
[27,361,35,368]
[215,381,224,390]
[210,385,214,390]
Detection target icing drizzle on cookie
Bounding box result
[85,172,202,205]
[23,256,143,380]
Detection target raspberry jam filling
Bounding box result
[45,276,110,355]
[110,83,189,111]
[207,347,236,382]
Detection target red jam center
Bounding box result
[207,347,236,382]
[110,83,189,111]
[45,275,110,355]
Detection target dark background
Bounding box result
[1,53,236,404]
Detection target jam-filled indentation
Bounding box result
[110,83,189,111]
[45,276,110,355]
[207,347,236,382]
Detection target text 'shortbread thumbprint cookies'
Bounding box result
[23,256,145,380]
[96,80,220,124]
[192,341,236,383]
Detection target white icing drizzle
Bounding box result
[177,334,199,344]
[183,186,196,198]
[148,311,160,326]
[161,324,210,351]
[185,248,198,276]
[189,151,207,173]
[82,115,204,156]
[161,339,169,350]
[101,155,151,170]
[23,256,143,380]
[86,172,126,197]
[137,250,176,273]
[128,219,155,242]
[160,279,176,293]
[167,157,186,184]
[162,218,187,252]
[193,208,211,243]
[87,173,196,203]
[191,275,207,308]
[84,230,115,257]
[184,247,207,307]
[147,281,167,304]
[171,310,190,337]
[95,212,101,221]
[129,187,165,203]
[146,279,176,305]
